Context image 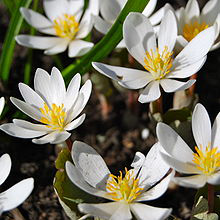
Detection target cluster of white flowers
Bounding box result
[0,0,220,219]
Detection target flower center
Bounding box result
[144,46,173,80]
[183,21,209,41]
[106,168,143,203]
[192,145,220,175]
[39,103,66,131]
[54,14,79,39]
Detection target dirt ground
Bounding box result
[0,0,220,219]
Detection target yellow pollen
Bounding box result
[192,145,220,175]
[183,21,209,41]
[106,168,143,203]
[39,103,66,131]
[144,46,173,80]
[54,14,79,39]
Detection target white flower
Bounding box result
[157,103,220,188]
[93,0,159,48]
[0,154,34,215]
[171,0,220,51]
[0,97,5,116]
[16,0,99,57]
[66,141,174,220]
[92,11,215,103]
[0,67,92,144]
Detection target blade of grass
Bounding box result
[24,0,39,84]
[2,0,14,15]
[0,0,32,83]
[62,0,150,81]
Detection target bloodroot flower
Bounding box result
[173,0,220,51]
[66,141,174,220]
[16,0,99,57]
[0,154,34,215]
[157,103,220,188]
[0,67,92,144]
[93,11,215,103]
[93,0,158,48]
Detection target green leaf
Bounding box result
[0,0,32,83]
[191,196,218,220]
[3,0,15,15]
[163,107,192,124]
[54,148,99,219]
[62,0,150,81]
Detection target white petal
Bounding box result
[72,141,110,190]
[160,79,195,93]
[130,203,172,220]
[149,3,173,26]
[185,0,200,23]
[0,178,34,212]
[67,0,84,16]
[34,68,53,106]
[192,104,211,150]
[207,171,220,185]
[142,0,157,17]
[20,7,52,29]
[201,0,220,24]
[174,27,215,65]
[76,15,94,39]
[100,0,121,22]
[64,73,81,111]
[169,56,207,79]
[123,12,156,66]
[65,162,106,198]
[68,40,93,57]
[0,97,5,116]
[32,131,70,144]
[43,0,69,21]
[138,143,170,187]
[44,39,69,55]
[92,62,152,89]
[160,152,198,174]
[78,202,132,220]
[10,97,42,121]
[50,67,66,105]
[67,80,92,122]
[109,203,132,220]
[0,154,11,185]
[13,119,51,132]
[174,35,188,53]
[18,83,45,108]
[93,15,112,34]
[174,175,206,188]
[138,81,160,103]
[137,170,175,202]
[131,152,146,176]
[158,10,177,53]
[15,35,63,50]
[64,114,86,131]
[211,112,220,149]
[156,122,194,163]
[0,123,47,139]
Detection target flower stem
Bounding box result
[188,73,197,96]
[66,138,72,152]
[208,184,215,213]
[151,95,163,114]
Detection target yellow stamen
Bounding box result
[106,168,143,203]
[54,14,79,39]
[144,46,173,80]
[39,103,66,131]
[192,144,220,175]
[183,21,209,41]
